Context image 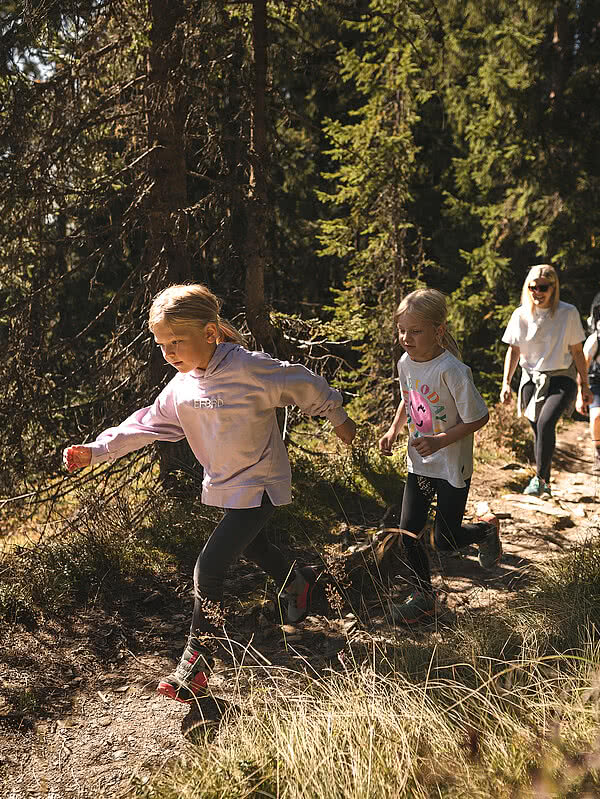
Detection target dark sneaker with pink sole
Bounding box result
[157,639,213,703]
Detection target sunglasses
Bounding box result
[528,283,553,293]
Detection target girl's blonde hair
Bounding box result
[149,284,246,345]
[395,288,461,359]
[520,264,560,316]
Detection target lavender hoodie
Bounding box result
[86,343,349,508]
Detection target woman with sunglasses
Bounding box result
[500,264,592,496]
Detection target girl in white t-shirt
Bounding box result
[378,289,500,625]
[500,264,592,495]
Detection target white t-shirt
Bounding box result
[502,301,585,372]
[584,333,600,386]
[584,332,600,364]
[398,350,488,488]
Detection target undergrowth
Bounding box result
[3,419,600,797]
[133,537,600,799]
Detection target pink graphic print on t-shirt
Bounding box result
[408,389,433,435]
[404,379,447,438]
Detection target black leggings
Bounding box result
[400,473,490,594]
[191,493,292,638]
[521,376,577,482]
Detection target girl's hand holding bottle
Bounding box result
[410,434,441,457]
[333,418,357,444]
[63,445,92,472]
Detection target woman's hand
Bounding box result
[500,383,512,405]
[333,418,357,445]
[378,429,397,456]
[63,445,92,472]
[577,386,593,413]
[410,435,441,457]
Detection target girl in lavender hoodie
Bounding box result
[63,284,356,703]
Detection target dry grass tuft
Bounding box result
[143,636,600,799]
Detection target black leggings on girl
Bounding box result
[400,472,490,595]
[520,376,577,482]
[191,493,292,638]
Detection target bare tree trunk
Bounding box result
[145,0,201,491]
[550,2,571,106]
[244,0,289,357]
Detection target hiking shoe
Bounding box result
[391,591,436,625]
[477,513,502,569]
[157,640,213,703]
[523,476,550,497]
[284,567,317,624]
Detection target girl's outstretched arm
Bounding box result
[62,384,185,470]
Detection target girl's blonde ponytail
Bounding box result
[216,315,246,346]
[441,330,461,359]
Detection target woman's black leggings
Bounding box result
[400,473,490,595]
[191,493,292,639]
[520,376,577,482]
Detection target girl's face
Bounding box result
[397,313,445,362]
[153,319,218,372]
[528,276,555,309]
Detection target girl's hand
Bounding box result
[63,445,92,472]
[410,435,441,457]
[500,383,512,404]
[378,429,396,456]
[334,418,357,445]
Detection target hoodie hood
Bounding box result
[191,342,240,379]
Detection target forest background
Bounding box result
[2,3,600,796]
[1,0,599,502]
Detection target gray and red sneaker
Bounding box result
[477,512,502,569]
[157,640,213,703]
[284,567,317,624]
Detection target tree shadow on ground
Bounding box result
[553,442,594,474]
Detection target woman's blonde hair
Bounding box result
[520,264,560,316]
[395,288,460,359]
[148,284,245,345]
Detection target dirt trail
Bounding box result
[429,421,600,615]
[1,421,599,799]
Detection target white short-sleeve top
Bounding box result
[502,301,585,372]
[397,350,488,488]
[584,332,600,365]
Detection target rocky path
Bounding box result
[1,420,599,799]
[444,419,600,612]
